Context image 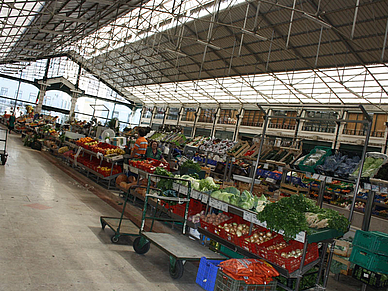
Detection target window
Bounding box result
[183,126,192,137]
[154,107,166,119]
[167,108,179,120]
[198,108,215,123]
[215,130,233,140]
[218,109,238,124]
[303,111,338,133]
[195,127,211,137]
[0,87,8,96]
[241,110,265,127]
[29,93,37,102]
[343,113,368,136]
[371,114,388,137]
[14,90,22,100]
[182,108,196,121]
[269,110,297,130]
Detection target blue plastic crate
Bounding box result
[196,257,225,291]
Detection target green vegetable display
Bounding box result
[154,167,174,191]
[199,177,219,192]
[352,156,385,177]
[181,160,202,173]
[256,194,349,241]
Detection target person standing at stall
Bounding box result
[8,112,16,134]
[130,128,148,159]
[146,140,167,163]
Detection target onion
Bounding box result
[236,230,242,237]
[266,232,272,237]
[253,233,259,239]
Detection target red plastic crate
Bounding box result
[255,235,285,259]
[272,243,319,273]
[200,216,233,234]
[172,199,205,217]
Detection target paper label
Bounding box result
[180,186,188,195]
[372,184,380,192]
[295,232,306,243]
[312,174,320,180]
[220,201,228,212]
[380,187,388,194]
[305,172,312,178]
[201,194,209,203]
[263,163,269,169]
[278,166,283,172]
[209,198,217,208]
[318,175,326,181]
[173,183,179,191]
[326,177,333,184]
[243,211,253,222]
[191,190,199,199]
[364,183,371,190]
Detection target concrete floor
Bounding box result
[0,131,381,291]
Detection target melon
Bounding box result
[116,174,128,185]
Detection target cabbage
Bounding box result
[199,177,219,192]
[238,198,255,210]
[219,192,234,203]
[223,186,240,196]
[240,190,252,202]
[211,190,222,199]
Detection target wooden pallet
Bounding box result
[279,182,309,196]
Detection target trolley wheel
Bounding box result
[133,237,150,254]
[111,235,119,244]
[169,258,184,279]
[1,155,6,165]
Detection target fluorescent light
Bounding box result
[164,48,187,57]
[54,15,88,23]
[302,13,332,29]
[197,39,221,50]
[40,29,71,35]
[241,29,267,41]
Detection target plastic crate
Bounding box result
[214,271,277,291]
[196,257,225,291]
[172,199,204,217]
[349,246,388,274]
[219,245,245,259]
[353,230,388,256]
[352,264,388,288]
[255,236,287,260]
[272,243,319,273]
[298,146,332,173]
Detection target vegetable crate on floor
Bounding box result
[352,264,388,288]
[196,257,225,291]
[214,271,277,291]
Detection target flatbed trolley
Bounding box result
[100,184,144,243]
[0,128,8,165]
[132,174,224,279]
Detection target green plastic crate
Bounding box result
[298,146,331,173]
[349,246,388,274]
[219,245,244,259]
[353,230,388,256]
[214,271,277,291]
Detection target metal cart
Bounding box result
[100,184,143,243]
[0,128,8,165]
[132,174,224,279]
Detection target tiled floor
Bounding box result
[0,131,381,291]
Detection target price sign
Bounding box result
[191,190,199,199]
[263,163,269,169]
[243,211,253,222]
[266,177,276,184]
[312,174,320,180]
[305,172,312,178]
[232,157,236,162]
[278,166,283,172]
[251,216,266,227]
[295,232,306,243]
[201,194,209,203]
[380,187,388,194]
[219,202,228,212]
[181,186,188,195]
[364,183,371,190]
[209,198,217,208]
[318,175,326,181]
[173,183,179,191]
[131,167,139,174]
[372,184,380,192]
[326,176,333,184]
